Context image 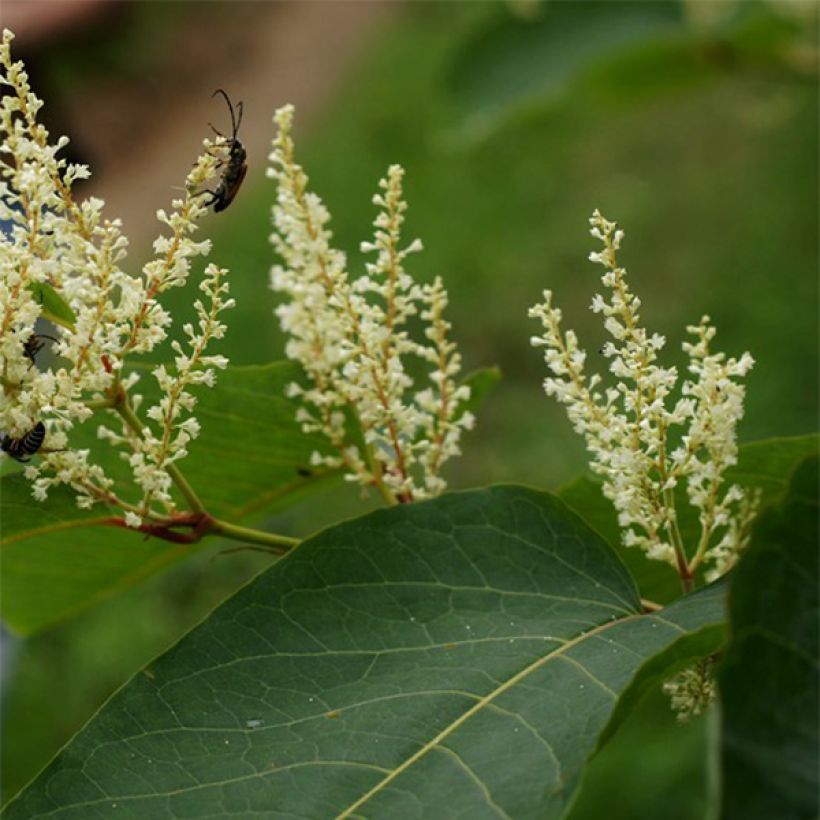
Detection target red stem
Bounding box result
[102,511,216,544]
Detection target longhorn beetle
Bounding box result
[201,89,247,212]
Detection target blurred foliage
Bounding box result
[186,0,817,490]
[719,453,819,819]
[444,0,690,139]
[567,684,719,820]
[2,0,817,812]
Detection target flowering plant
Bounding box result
[0,30,471,554]
[2,22,812,820]
[0,29,262,546]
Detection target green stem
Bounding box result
[96,389,299,550]
[375,476,399,506]
[349,403,399,506]
[687,485,721,576]
[166,463,206,515]
[688,531,712,575]
[85,397,115,411]
[664,487,693,593]
[208,517,299,551]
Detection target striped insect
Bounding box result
[201,89,247,212]
[1,421,46,462]
[23,333,58,368]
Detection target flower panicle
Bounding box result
[529,210,757,582]
[1,30,232,524]
[268,106,472,502]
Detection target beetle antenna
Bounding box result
[212,88,237,138]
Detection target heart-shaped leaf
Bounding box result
[5,485,726,819]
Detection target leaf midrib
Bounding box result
[335,609,648,819]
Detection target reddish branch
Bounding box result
[103,511,216,544]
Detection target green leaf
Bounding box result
[596,585,726,749]
[27,281,77,329]
[567,687,719,820]
[718,453,819,820]
[558,435,820,604]
[0,362,333,635]
[5,485,726,819]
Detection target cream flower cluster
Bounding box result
[268,105,473,502]
[662,658,716,723]
[1,29,232,524]
[530,210,758,581]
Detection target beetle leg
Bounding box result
[193,188,219,206]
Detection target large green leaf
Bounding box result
[558,435,820,604]
[5,485,726,819]
[718,454,819,820]
[0,362,333,635]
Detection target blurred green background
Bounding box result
[2,1,817,815]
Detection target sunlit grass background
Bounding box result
[2,2,817,814]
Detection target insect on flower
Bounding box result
[201,88,247,212]
[1,421,46,462]
[23,333,58,368]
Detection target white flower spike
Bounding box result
[268,106,472,503]
[530,209,759,587]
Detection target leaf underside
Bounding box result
[6,485,726,820]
